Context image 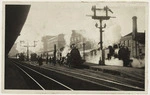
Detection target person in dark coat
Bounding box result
[66,53,71,67]
[118,45,123,60]
[52,56,56,66]
[118,46,130,66]
[124,46,130,66]
[107,46,114,60]
[49,57,52,64]
[38,56,43,66]
[46,56,48,64]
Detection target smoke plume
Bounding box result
[104,24,122,48]
[130,58,145,68]
[61,32,72,57]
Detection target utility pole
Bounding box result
[20,40,37,61]
[89,6,115,65]
[53,44,56,65]
[83,43,85,60]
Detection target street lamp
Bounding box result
[90,5,115,65]
[20,40,37,61]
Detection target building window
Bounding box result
[74,38,76,42]
[123,41,125,46]
[128,40,131,47]
[125,40,128,47]
[78,37,80,41]
[79,36,81,41]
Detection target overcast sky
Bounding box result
[14,2,147,52]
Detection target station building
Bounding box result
[120,16,145,58]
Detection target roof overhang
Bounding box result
[5,5,30,55]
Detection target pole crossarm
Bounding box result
[20,40,38,61]
[23,45,36,47]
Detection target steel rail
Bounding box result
[13,63,45,90]
[13,60,144,90]
[13,60,73,91]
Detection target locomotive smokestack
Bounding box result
[132,16,137,40]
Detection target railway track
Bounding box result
[11,59,144,91]
[10,60,73,90]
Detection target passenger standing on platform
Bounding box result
[37,56,39,64]
[67,53,71,67]
[52,56,56,66]
[107,46,114,60]
[124,46,130,66]
[46,56,48,64]
[113,44,119,57]
[38,56,43,66]
[118,45,123,60]
[49,56,52,64]
[118,46,130,67]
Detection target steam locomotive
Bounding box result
[61,47,85,68]
[36,45,85,68]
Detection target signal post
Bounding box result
[90,6,115,65]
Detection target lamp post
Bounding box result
[90,6,115,65]
[20,40,37,61]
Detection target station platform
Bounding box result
[37,60,145,81]
[82,62,145,81]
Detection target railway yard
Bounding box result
[4,58,145,91]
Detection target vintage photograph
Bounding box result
[2,1,148,94]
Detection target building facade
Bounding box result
[70,30,95,51]
[70,30,98,60]
[120,16,145,58]
[120,32,145,58]
[47,34,65,52]
[41,35,54,52]
[41,34,66,57]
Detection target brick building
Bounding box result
[120,16,145,58]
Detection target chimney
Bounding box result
[132,16,137,40]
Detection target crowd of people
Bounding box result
[18,43,141,67]
[107,44,131,67]
[37,55,57,66]
[36,45,83,67]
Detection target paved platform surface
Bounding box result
[38,61,145,81]
[83,62,145,80]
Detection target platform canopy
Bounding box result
[5,5,30,55]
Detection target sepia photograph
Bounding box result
[1,0,149,94]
